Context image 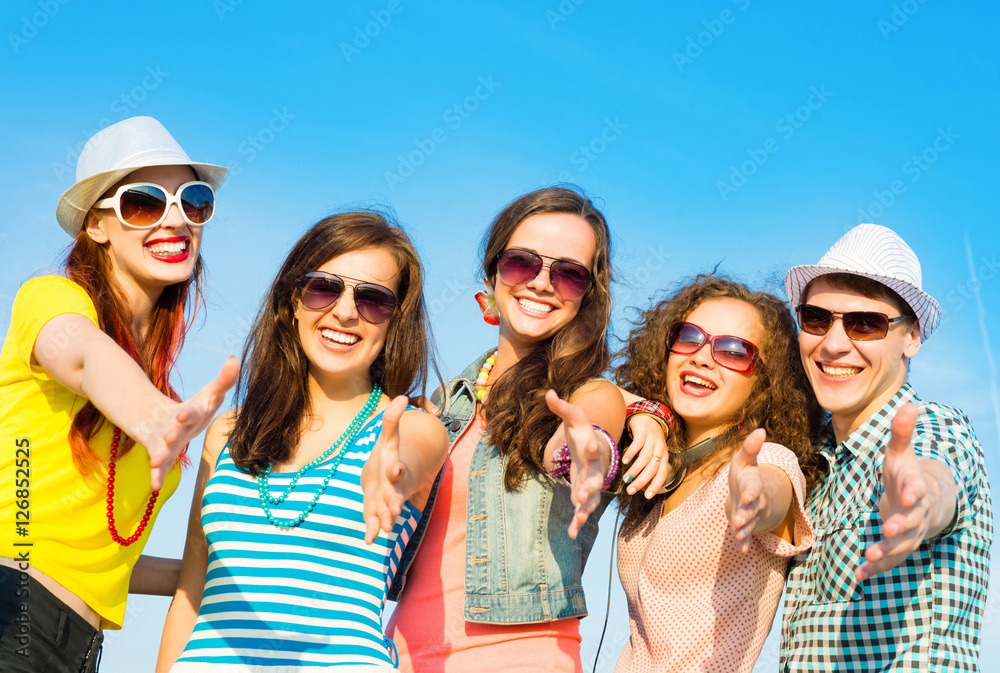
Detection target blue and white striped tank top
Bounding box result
[174,411,421,671]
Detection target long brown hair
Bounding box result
[228,211,436,476]
[615,275,824,530]
[64,211,203,475]
[479,187,613,489]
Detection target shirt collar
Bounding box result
[820,383,919,462]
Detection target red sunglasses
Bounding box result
[667,322,760,374]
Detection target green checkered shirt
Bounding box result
[781,384,993,671]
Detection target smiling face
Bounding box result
[294,246,401,389]
[798,276,921,440]
[86,165,203,298]
[493,212,597,354]
[666,298,763,445]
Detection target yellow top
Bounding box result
[0,275,180,629]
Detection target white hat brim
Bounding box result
[785,263,942,341]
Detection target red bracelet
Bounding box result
[625,399,676,433]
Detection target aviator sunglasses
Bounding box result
[495,248,593,300]
[94,181,216,229]
[296,271,398,324]
[796,304,913,341]
[667,322,760,374]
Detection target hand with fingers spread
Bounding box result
[622,414,674,499]
[857,402,957,581]
[725,429,769,553]
[144,356,239,490]
[362,396,411,545]
[545,389,612,539]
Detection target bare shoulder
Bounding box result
[202,408,238,465]
[570,378,623,404]
[399,407,447,440]
[567,378,626,439]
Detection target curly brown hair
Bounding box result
[479,186,613,490]
[615,275,824,530]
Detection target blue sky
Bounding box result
[1,2,997,671]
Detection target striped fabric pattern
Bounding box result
[174,411,420,671]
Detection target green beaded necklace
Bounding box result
[257,384,382,528]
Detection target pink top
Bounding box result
[614,442,814,673]
[386,415,583,673]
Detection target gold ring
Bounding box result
[652,455,661,462]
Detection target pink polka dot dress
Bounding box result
[614,442,814,673]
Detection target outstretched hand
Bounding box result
[144,356,239,490]
[858,403,944,581]
[545,389,609,540]
[362,395,411,545]
[725,428,768,554]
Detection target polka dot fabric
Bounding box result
[614,442,814,673]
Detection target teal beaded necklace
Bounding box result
[257,384,382,528]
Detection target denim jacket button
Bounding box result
[450,420,461,432]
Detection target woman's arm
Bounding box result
[155,411,233,673]
[543,379,626,539]
[725,429,795,552]
[362,396,449,544]
[34,313,238,489]
[542,379,625,466]
[129,555,182,596]
[616,387,676,499]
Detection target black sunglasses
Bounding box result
[296,271,398,324]
[796,304,913,341]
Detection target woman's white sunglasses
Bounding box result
[93,181,216,229]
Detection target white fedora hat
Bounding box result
[784,223,942,341]
[55,116,229,236]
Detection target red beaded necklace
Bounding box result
[106,427,159,546]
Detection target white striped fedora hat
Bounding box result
[784,223,941,340]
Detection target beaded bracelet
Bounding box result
[549,425,621,491]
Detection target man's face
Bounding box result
[798,276,921,439]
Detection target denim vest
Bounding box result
[388,350,614,624]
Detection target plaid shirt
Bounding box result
[781,384,993,671]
